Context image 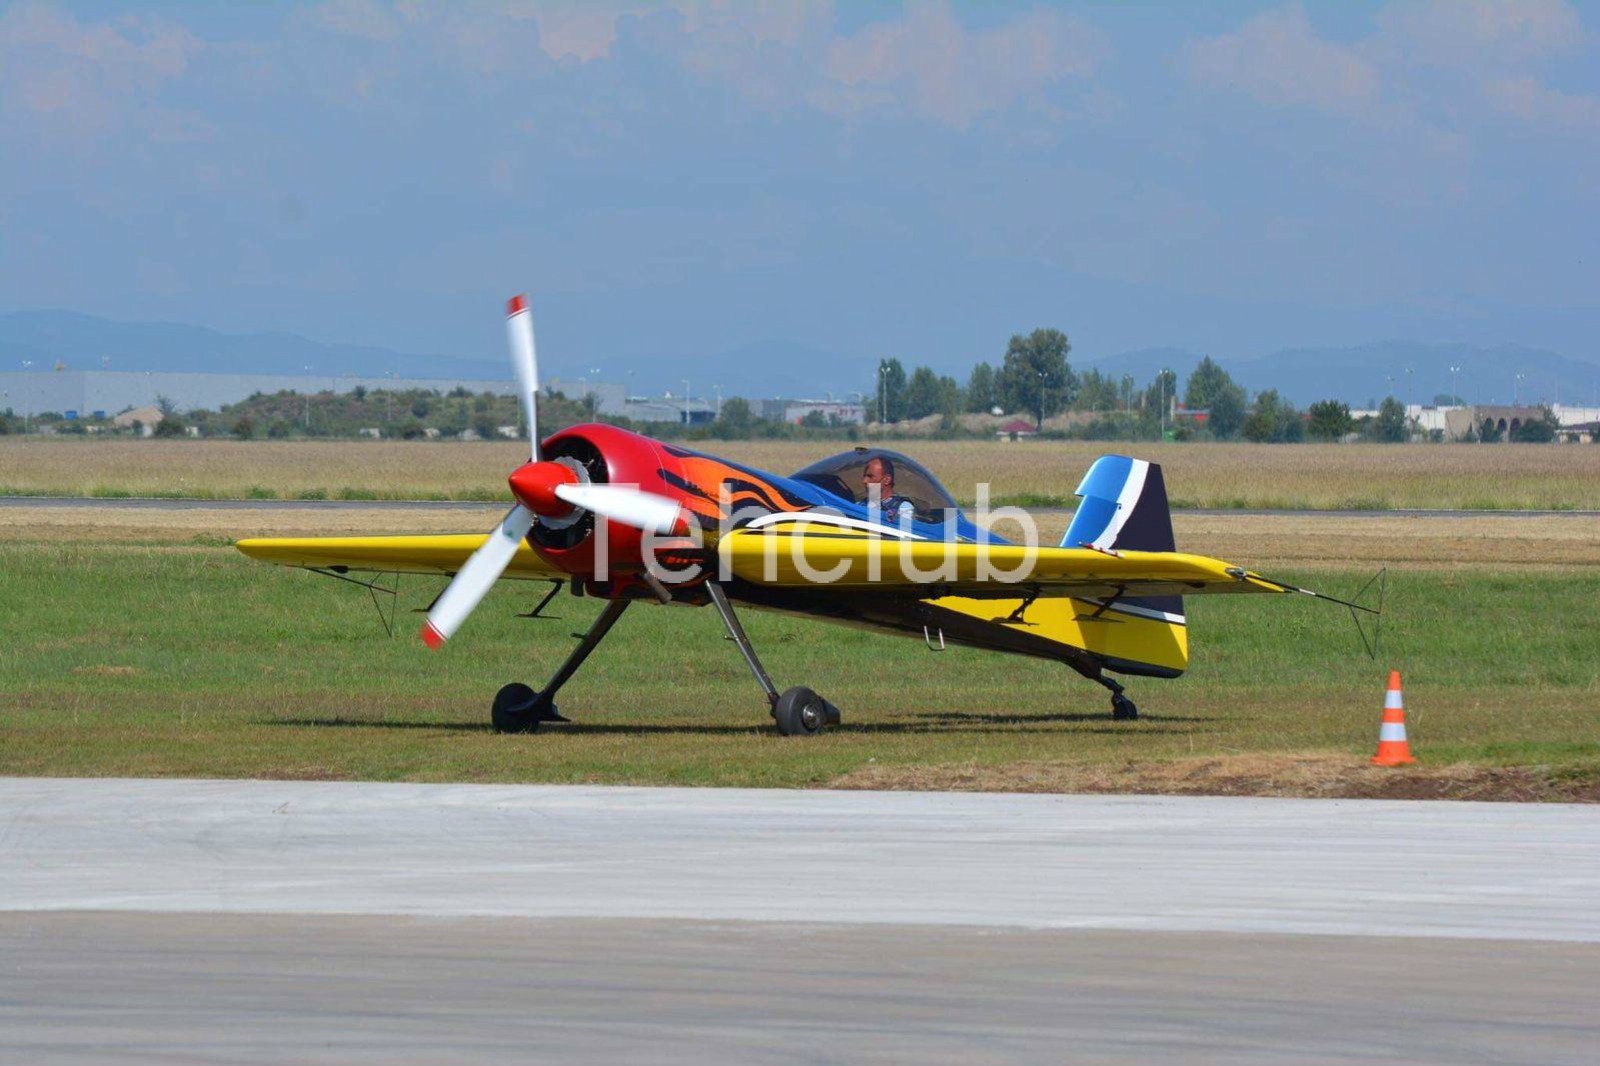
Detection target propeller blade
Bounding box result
[553,483,684,535]
[420,504,536,649]
[506,294,539,461]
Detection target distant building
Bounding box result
[1553,405,1600,428]
[544,378,627,416]
[622,395,716,424]
[995,418,1038,441]
[782,400,864,426]
[112,405,162,437]
[1443,404,1580,441]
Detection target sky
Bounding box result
[2,0,1598,390]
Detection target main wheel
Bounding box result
[1111,693,1139,721]
[493,682,545,734]
[773,686,829,737]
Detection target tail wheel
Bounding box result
[1111,693,1139,721]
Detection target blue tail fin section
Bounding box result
[1061,455,1175,553]
[1062,455,1183,626]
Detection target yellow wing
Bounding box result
[235,534,565,579]
[717,519,1287,600]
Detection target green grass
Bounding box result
[1,541,1596,792]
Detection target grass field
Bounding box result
[5,437,1600,510]
[2,512,1596,800]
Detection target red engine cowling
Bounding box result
[523,423,697,585]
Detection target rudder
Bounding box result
[1061,455,1184,636]
[1061,454,1175,553]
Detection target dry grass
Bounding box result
[5,437,1600,509]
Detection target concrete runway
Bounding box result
[4,779,1598,1063]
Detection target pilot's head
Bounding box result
[862,456,894,496]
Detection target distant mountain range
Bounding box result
[4,309,1597,409]
[0,310,866,399]
[1083,341,1600,409]
[0,309,507,381]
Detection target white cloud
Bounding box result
[1487,76,1600,132]
[1377,0,1584,67]
[815,4,1102,128]
[528,5,624,63]
[307,0,400,44]
[1186,5,1379,117]
[295,1,1104,129]
[0,1,205,149]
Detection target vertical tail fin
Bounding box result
[1062,455,1184,630]
[1061,455,1175,553]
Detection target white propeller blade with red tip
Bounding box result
[421,295,542,649]
[506,294,540,461]
[420,505,535,649]
[420,292,688,650]
[554,482,684,535]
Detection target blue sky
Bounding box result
[3,1,1597,389]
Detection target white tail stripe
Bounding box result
[1079,597,1187,626]
[1091,459,1149,551]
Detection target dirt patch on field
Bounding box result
[829,753,1600,803]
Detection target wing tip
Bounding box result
[420,620,446,650]
[506,293,528,317]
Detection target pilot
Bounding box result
[861,456,915,525]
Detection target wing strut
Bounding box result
[307,568,401,637]
[516,579,566,620]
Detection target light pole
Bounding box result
[682,379,690,425]
[1514,373,1525,406]
[1405,367,1413,414]
[19,361,32,433]
[303,365,313,431]
[1161,368,1172,438]
[877,363,887,425]
[1450,365,1461,406]
[714,384,722,419]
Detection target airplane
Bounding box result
[237,295,1380,736]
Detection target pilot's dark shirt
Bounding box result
[878,495,915,525]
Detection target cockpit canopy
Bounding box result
[790,448,960,520]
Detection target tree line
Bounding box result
[868,328,1568,443]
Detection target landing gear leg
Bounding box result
[493,598,631,733]
[1096,673,1138,721]
[706,583,840,736]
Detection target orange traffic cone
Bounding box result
[1371,670,1416,766]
